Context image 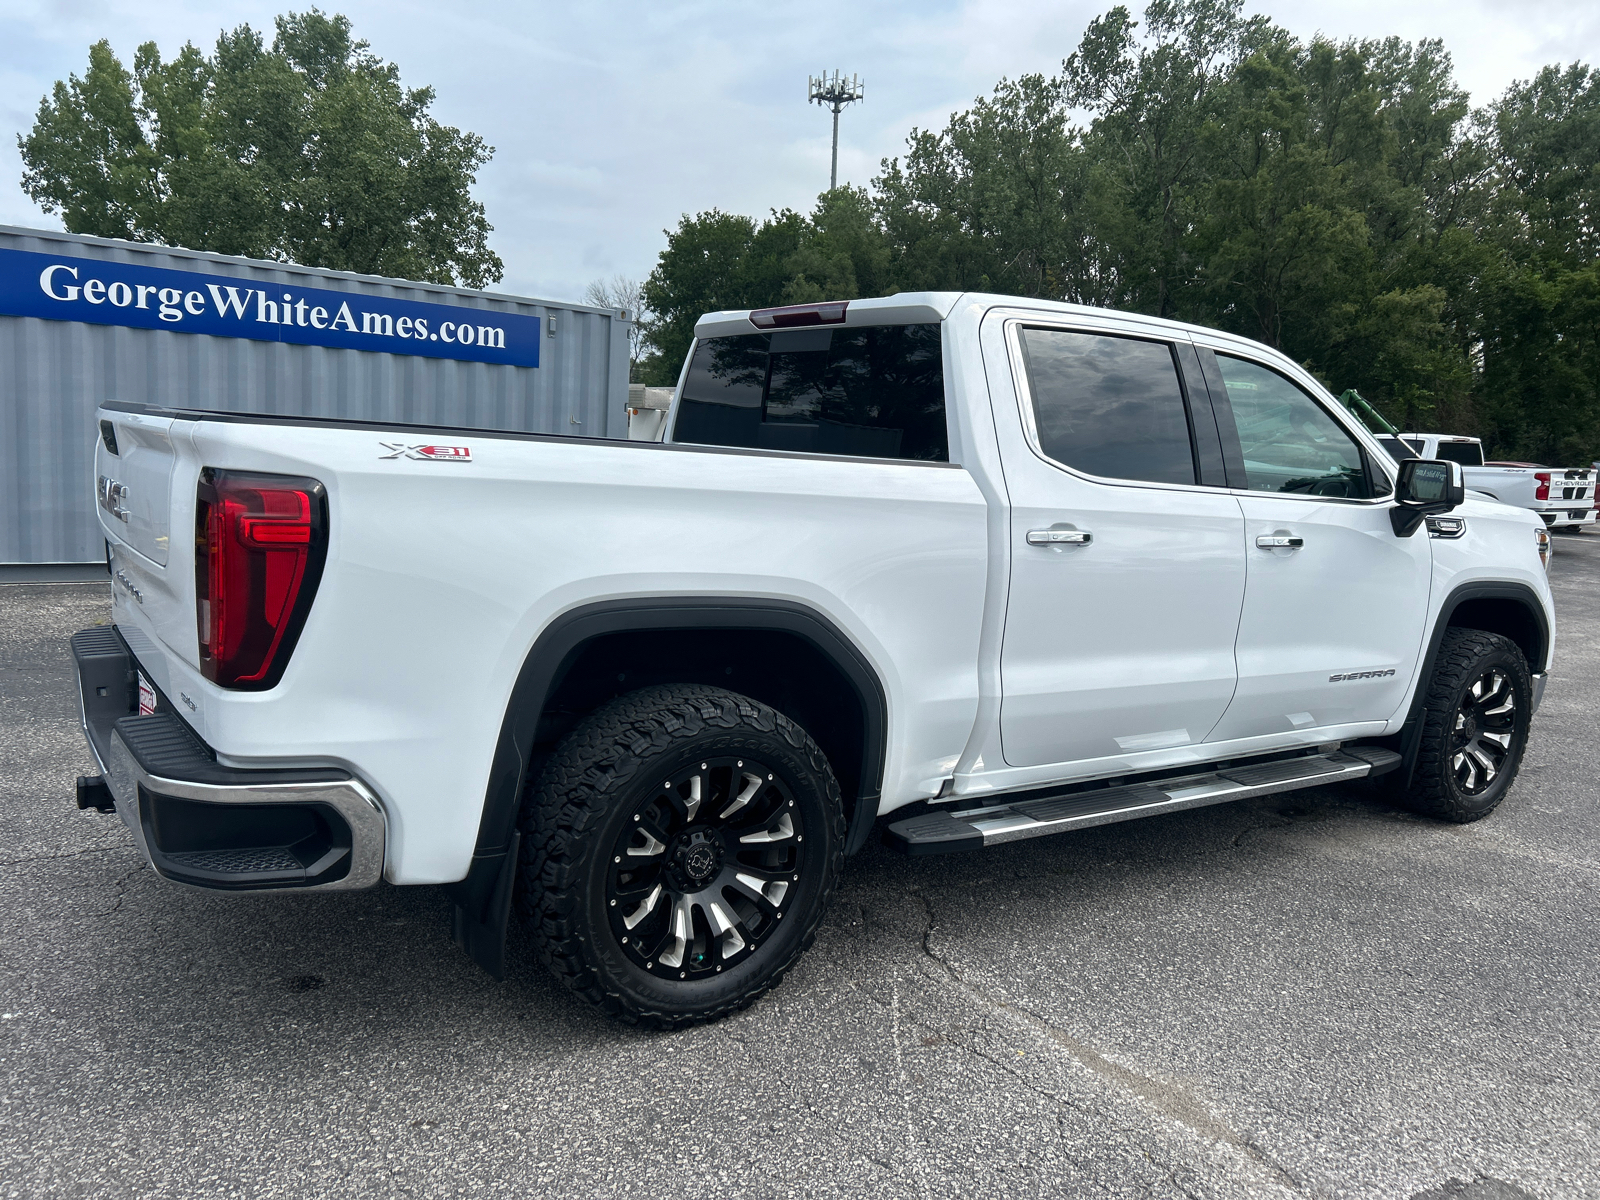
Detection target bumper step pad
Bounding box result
[885,747,1400,855]
[71,625,385,891]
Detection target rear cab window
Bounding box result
[1433,440,1485,467]
[671,324,948,462]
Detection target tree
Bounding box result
[638,208,807,381]
[19,10,503,288]
[783,187,892,303]
[1474,63,1600,461]
[874,73,1087,299]
[631,0,1598,461]
[1065,0,1260,315]
[584,275,646,381]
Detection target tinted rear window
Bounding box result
[672,324,948,462]
[1376,435,1417,459]
[1433,440,1485,467]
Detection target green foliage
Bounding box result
[20,10,502,287]
[637,208,804,381]
[639,1,1600,462]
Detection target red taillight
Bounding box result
[1534,472,1551,500]
[195,469,327,690]
[748,301,849,329]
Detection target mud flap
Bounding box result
[450,829,519,981]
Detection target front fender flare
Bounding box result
[1390,579,1552,787]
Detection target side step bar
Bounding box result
[884,747,1401,855]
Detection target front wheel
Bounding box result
[517,684,845,1028]
[1402,628,1532,822]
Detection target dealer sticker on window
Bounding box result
[138,673,156,716]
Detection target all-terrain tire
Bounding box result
[516,684,846,1028]
[1400,628,1532,823]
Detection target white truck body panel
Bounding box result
[980,308,1249,767]
[100,423,990,882]
[1213,493,1433,740]
[89,291,1558,886]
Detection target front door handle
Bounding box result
[1255,534,1304,549]
[1027,529,1092,546]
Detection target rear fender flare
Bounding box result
[451,598,888,943]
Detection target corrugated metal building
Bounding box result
[1,225,631,573]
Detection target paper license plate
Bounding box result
[138,673,156,716]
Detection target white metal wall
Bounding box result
[0,225,631,564]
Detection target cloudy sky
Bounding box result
[3,0,1597,304]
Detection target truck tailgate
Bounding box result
[95,407,202,692]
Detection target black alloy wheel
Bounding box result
[607,757,804,980]
[518,684,845,1027]
[1404,627,1532,822]
[1449,667,1517,795]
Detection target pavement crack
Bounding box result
[1002,1002,1300,1192]
[93,867,140,917]
[911,890,1299,1193]
[1231,822,1274,848]
[913,890,962,985]
[958,1034,1081,1112]
[0,843,122,868]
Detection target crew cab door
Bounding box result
[1191,345,1433,741]
[987,315,1247,768]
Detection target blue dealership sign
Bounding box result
[0,247,540,368]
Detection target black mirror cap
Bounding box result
[1392,459,1465,535]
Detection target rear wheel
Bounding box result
[517,684,845,1027]
[1402,628,1532,823]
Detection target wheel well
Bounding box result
[536,627,872,823]
[1446,597,1546,672]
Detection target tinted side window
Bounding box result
[1018,328,1196,486]
[672,324,948,462]
[1215,355,1371,497]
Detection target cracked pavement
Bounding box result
[2,532,1596,1199]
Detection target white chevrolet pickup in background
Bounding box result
[1375,430,1596,531]
[74,293,1557,1027]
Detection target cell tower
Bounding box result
[808,71,865,191]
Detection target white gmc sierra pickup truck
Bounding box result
[73,292,1557,1027]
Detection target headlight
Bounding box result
[1536,526,1552,570]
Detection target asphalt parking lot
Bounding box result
[2,534,1596,1200]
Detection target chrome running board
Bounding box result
[884,747,1400,855]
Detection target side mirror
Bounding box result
[1391,459,1465,536]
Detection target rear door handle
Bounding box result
[1255,534,1304,549]
[1027,529,1091,546]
